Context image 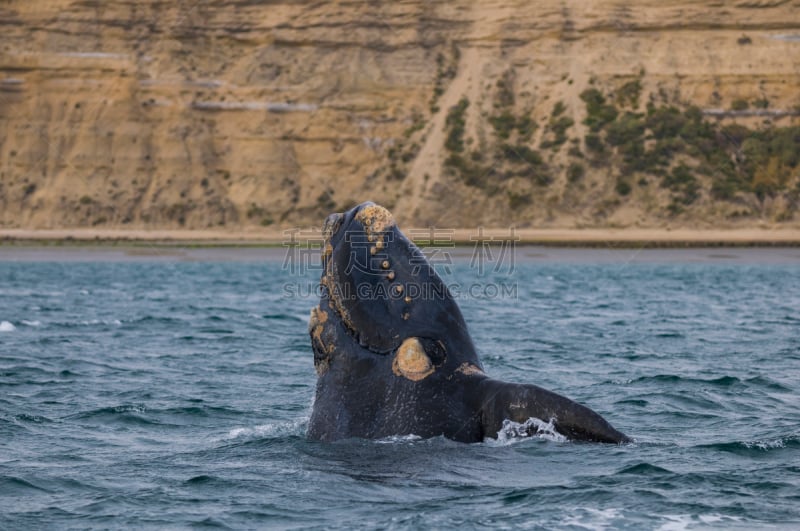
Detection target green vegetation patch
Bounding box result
[616,79,642,109]
[662,164,700,206]
[540,102,574,150]
[580,88,618,132]
[429,45,460,113]
[507,190,532,210]
[490,110,516,140]
[501,144,543,166]
[444,98,469,153]
[567,162,585,183]
[580,88,800,203]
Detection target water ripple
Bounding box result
[1,255,799,528]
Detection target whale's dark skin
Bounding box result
[307,202,630,444]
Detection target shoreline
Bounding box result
[2,227,800,248]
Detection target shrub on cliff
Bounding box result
[581,88,618,131]
[445,98,469,153]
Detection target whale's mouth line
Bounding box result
[319,219,382,354]
[318,204,403,355]
[322,259,406,356]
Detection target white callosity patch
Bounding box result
[355,204,395,238]
[392,337,434,381]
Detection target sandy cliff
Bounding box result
[1,0,799,230]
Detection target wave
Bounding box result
[127,315,183,325]
[166,405,245,418]
[45,318,122,328]
[196,327,235,334]
[615,398,649,407]
[13,413,54,424]
[656,513,745,529]
[562,508,626,529]
[62,404,165,427]
[40,314,252,330]
[627,374,742,387]
[222,418,308,442]
[259,313,307,323]
[654,331,685,338]
[0,365,79,387]
[0,475,53,494]
[61,404,255,428]
[619,389,726,414]
[183,474,240,488]
[67,404,146,416]
[185,304,249,315]
[697,436,799,454]
[615,462,674,476]
[743,376,793,392]
[0,320,16,332]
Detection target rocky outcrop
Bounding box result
[1,0,799,229]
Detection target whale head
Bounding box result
[311,201,481,372]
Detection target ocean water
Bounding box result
[1,247,799,529]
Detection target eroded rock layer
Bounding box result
[1,1,799,229]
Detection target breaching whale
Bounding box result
[307,202,630,444]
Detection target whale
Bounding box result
[307,202,630,444]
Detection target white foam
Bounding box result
[113,404,146,413]
[488,417,568,445]
[657,513,743,531]
[78,319,121,326]
[657,514,694,531]
[744,438,786,450]
[0,321,16,332]
[375,434,423,444]
[21,320,42,327]
[563,507,623,529]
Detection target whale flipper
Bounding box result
[474,378,631,443]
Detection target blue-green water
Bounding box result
[1,247,799,529]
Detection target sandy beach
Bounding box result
[2,227,800,247]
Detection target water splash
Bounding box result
[375,434,423,444]
[489,417,568,445]
[0,320,17,332]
